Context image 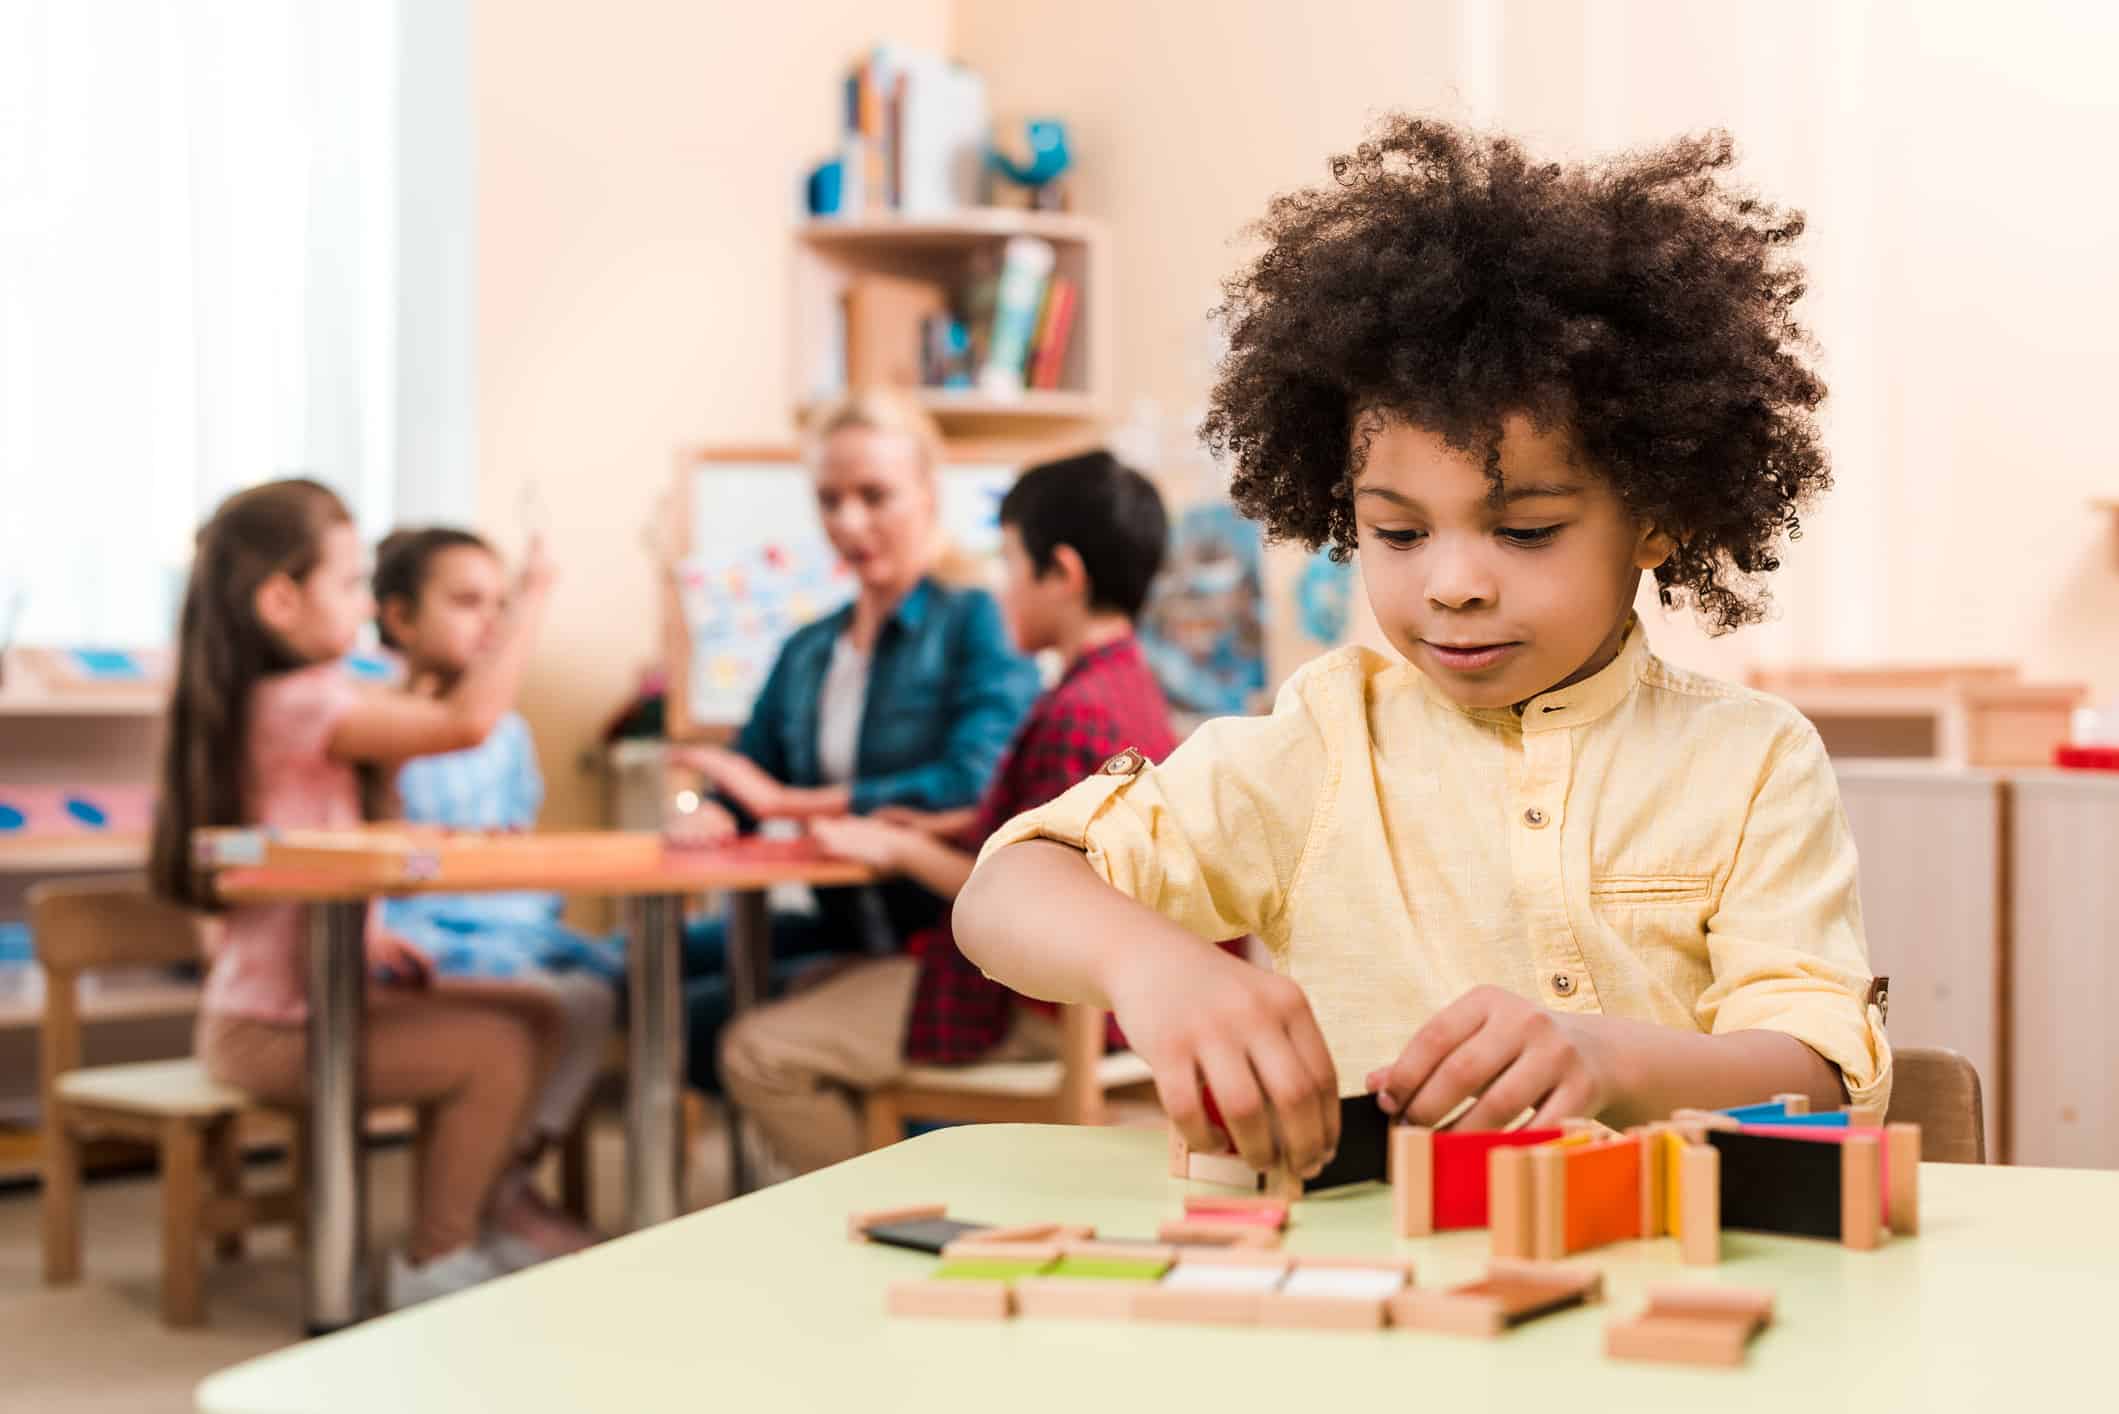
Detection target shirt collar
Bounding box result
[1058,633,1140,688]
[1412,615,1649,733]
[826,576,936,642]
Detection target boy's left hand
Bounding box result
[810,816,909,872]
[1365,985,1621,1130]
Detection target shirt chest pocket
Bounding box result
[1587,873,1718,969]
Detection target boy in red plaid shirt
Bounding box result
[719,451,1178,1175]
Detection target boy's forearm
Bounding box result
[956,840,1186,1007]
[1585,1014,1846,1127]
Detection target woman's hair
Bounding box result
[373,526,495,651]
[149,478,356,909]
[1200,115,1830,633]
[802,388,986,586]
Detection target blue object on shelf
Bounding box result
[807,158,845,217]
[987,118,1071,193]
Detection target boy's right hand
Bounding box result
[515,535,558,598]
[1104,936,1340,1179]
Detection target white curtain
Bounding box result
[0,0,470,648]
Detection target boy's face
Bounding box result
[390,545,505,678]
[1351,413,1671,710]
[996,523,1066,655]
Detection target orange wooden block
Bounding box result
[847,1203,946,1240]
[1388,1260,1602,1338]
[886,1279,1014,1320]
[1561,1137,1643,1255]
[1771,1092,1811,1116]
[1605,1285,1773,1368]
[1886,1123,1921,1235]
[1392,1126,1434,1238]
[1679,1141,1722,1266]
[977,1222,1063,1244]
[1060,1240,1177,1263]
[1841,1134,1882,1251]
[938,1239,1063,1263]
[1488,1145,1535,1259]
[1158,1220,1281,1249]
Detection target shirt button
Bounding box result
[1551,973,1575,996]
[1523,807,1548,828]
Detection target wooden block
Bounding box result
[938,1239,1063,1264]
[1844,1103,1885,1128]
[886,1279,1013,1319]
[1134,1258,1289,1326]
[1488,1145,1534,1259]
[1841,1134,1883,1251]
[1392,1126,1434,1238]
[1258,1262,1411,1332]
[1531,1145,1567,1261]
[1605,1285,1773,1368]
[1182,1194,1289,1222]
[1013,1277,1142,1321]
[1060,1240,1178,1264]
[1680,1141,1721,1266]
[1158,1220,1281,1248]
[1772,1092,1811,1116]
[976,1222,1063,1245]
[1561,1136,1645,1254]
[848,1202,946,1240]
[1387,1262,1601,1338]
[1167,1126,1190,1179]
[1185,1150,1265,1190]
[1886,1123,1921,1235]
[1166,1246,1293,1271]
[1630,1125,1668,1240]
[1561,1117,1620,1141]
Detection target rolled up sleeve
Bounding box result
[976,669,1335,946]
[1696,723,1893,1113]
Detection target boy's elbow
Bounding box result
[954,855,1006,965]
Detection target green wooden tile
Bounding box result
[1046,1255,1170,1282]
[934,1257,1053,1281]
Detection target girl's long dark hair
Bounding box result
[149,479,353,910]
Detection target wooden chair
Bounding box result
[861,1004,1158,1150]
[33,877,304,1327]
[1884,1045,1986,1164]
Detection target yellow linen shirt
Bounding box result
[977,622,1891,1113]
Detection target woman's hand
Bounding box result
[1365,985,1622,1130]
[366,932,434,988]
[673,745,790,820]
[665,796,738,847]
[810,816,911,872]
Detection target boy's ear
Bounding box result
[1046,543,1092,601]
[253,572,302,637]
[1632,523,1677,572]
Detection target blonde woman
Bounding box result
[672,391,1040,1092]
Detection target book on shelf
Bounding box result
[1028,277,1078,391]
[977,236,1055,396]
[839,46,989,216]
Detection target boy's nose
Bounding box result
[1423,543,1496,610]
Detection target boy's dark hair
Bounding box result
[372,527,495,650]
[1201,115,1829,633]
[999,451,1168,619]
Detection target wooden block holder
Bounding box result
[1387,1260,1603,1338]
[1257,1255,1417,1332]
[1606,1285,1774,1368]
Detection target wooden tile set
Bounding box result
[859,1093,1919,1368]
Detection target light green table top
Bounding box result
[198,1124,2116,1413]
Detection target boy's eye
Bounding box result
[1370,528,1425,548]
[1498,525,1563,546]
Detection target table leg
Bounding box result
[625,893,684,1230]
[722,888,772,1196]
[304,900,369,1334]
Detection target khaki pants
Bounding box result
[720,958,1058,1177]
[198,980,562,1262]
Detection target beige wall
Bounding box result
[958,0,2119,698]
[474,0,951,830]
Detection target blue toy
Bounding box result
[988,119,1072,211]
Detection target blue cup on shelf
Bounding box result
[807,158,845,217]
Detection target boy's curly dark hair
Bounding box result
[1200,116,1828,633]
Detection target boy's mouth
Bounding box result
[1420,639,1520,672]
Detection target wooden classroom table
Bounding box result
[215,838,872,1334]
[196,1123,2117,1413]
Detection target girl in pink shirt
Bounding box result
[149,478,586,1308]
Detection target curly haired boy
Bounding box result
[956,117,1889,1178]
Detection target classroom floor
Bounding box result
[1,1114,734,1414]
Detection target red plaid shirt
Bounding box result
[902,635,1177,1063]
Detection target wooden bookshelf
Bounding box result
[790,209,1111,436]
[0,836,146,874]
